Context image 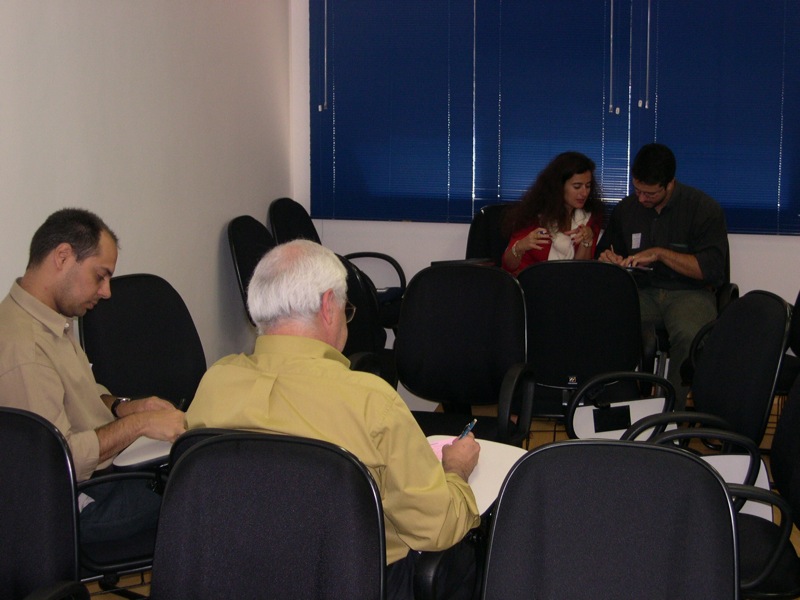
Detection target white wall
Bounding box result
[1,0,292,364]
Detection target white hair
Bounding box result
[247,240,347,334]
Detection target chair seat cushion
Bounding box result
[737,513,800,595]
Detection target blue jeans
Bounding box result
[639,287,717,410]
[79,478,162,544]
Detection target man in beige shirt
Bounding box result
[0,208,185,543]
[187,239,482,600]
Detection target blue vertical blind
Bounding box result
[309,0,800,234]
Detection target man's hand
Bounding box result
[441,434,480,482]
[625,249,660,268]
[96,404,186,463]
[598,246,625,265]
[140,408,186,442]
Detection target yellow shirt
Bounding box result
[187,335,480,564]
[0,282,113,480]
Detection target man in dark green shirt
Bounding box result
[596,143,729,409]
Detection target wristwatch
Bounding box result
[111,396,132,418]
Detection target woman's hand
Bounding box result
[517,228,551,254]
[566,224,593,248]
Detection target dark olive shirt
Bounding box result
[596,181,728,289]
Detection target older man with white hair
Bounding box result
[187,239,481,600]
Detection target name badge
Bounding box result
[631,233,641,250]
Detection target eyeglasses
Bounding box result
[345,301,357,323]
[633,186,665,200]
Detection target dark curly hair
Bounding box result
[502,151,603,236]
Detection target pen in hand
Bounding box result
[458,418,477,439]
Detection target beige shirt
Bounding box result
[0,282,113,480]
[187,335,481,564]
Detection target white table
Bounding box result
[112,436,173,470]
[428,435,527,514]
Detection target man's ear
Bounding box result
[319,289,338,326]
[52,243,75,271]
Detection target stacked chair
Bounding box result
[227,214,397,386]
[267,197,407,331]
[227,215,277,326]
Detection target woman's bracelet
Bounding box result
[511,242,522,259]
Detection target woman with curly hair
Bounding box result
[501,151,603,276]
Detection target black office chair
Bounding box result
[465,203,513,267]
[0,407,155,599]
[227,215,277,326]
[394,263,534,446]
[148,432,385,600]
[267,197,407,330]
[79,273,206,411]
[641,425,796,596]
[679,290,790,446]
[481,439,739,599]
[517,260,644,419]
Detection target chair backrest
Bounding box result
[394,264,526,409]
[167,428,232,467]
[267,197,322,244]
[691,290,791,445]
[0,407,79,598]
[465,203,513,266]
[482,440,738,600]
[227,215,277,325]
[517,261,642,414]
[79,273,207,409]
[149,433,385,600]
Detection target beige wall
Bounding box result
[1,0,292,363]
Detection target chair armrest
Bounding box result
[497,363,536,446]
[621,410,733,441]
[566,371,676,440]
[345,252,407,292]
[730,483,794,591]
[651,428,762,497]
[78,469,160,494]
[23,582,89,600]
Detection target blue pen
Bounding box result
[458,418,477,439]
